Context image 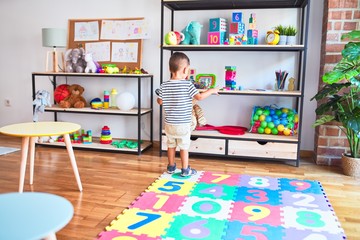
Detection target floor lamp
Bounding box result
[42,28,67,72]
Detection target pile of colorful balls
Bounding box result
[249,106,299,136]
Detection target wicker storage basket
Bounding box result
[342,154,360,177]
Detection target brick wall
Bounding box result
[314,0,360,165]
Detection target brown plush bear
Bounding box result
[191,100,206,131]
[59,84,86,108]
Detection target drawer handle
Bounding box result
[257,141,268,145]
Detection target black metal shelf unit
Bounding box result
[159,0,310,166]
[32,72,154,155]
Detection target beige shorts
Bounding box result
[165,123,191,150]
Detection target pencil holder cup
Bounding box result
[275,80,286,91]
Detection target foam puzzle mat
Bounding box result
[98,171,346,240]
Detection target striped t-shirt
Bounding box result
[159,80,199,124]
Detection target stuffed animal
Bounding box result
[65,48,86,73]
[59,84,86,108]
[191,100,206,131]
[181,21,203,45]
[33,90,51,122]
[84,53,99,73]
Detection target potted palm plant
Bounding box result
[311,30,360,176]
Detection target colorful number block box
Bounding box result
[232,12,243,23]
[247,29,258,38]
[209,18,227,32]
[229,22,245,34]
[208,32,226,45]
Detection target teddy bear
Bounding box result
[65,48,86,73]
[59,84,87,108]
[191,100,206,131]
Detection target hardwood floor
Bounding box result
[0,135,359,239]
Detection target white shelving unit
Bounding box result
[159,0,310,166]
[32,72,153,155]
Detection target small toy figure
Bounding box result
[100,126,112,144]
[33,90,51,122]
[84,53,99,73]
[288,77,295,91]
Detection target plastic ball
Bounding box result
[272,115,279,120]
[254,121,261,127]
[116,92,135,111]
[251,127,258,133]
[258,127,265,134]
[263,109,270,116]
[282,108,289,113]
[287,123,294,129]
[269,109,275,115]
[264,127,271,134]
[259,115,266,122]
[267,122,275,129]
[275,109,282,116]
[255,109,263,116]
[281,113,288,118]
[273,119,280,126]
[287,115,294,122]
[260,121,267,128]
[283,128,291,136]
[277,124,285,132]
[280,119,288,125]
[265,116,272,122]
[294,114,299,123]
[271,128,279,135]
[54,84,70,103]
[253,115,259,121]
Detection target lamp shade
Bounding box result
[42,28,67,48]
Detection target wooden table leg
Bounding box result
[29,137,36,185]
[19,137,30,192]
[63,133,83,191]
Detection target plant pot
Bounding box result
[278,35,287,45]
[286,36,296,45]
[342,153,360,177]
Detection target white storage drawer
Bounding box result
[162,135,225,155]
[228,140,297,160]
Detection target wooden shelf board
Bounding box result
[162,44,305,51]
[203,89,301,96]
[32,72,153,78]
[37,138,152,153]
[45,106,152,115]
[163,129,298,143]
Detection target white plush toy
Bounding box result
[33,90,51,122]
[84,53,98,73]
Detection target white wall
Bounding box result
[0,0,322,150]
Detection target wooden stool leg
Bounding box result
[29,137,36,185]
[19,137,30,192]
[63,133,83,191]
